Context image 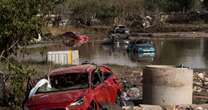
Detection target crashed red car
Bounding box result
[24,64,122,110]
[62,32,89,43]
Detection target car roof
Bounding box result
[62,32,77,37]
[114,25,127,28]
[117,25,126,27]
[49,64,96,76]
[135,43,153,47]
[130,39,151,43]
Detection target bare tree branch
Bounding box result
[0,39,19,59]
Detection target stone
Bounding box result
[140,104,163,110]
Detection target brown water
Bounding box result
[17,38,208,69]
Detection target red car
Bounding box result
[24,64,122,110]
[62,32,89,45]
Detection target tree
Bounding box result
[66,0,144,25]
[66,0,118,25]
[145,0,194,13]
[0,0,60,58]
[203,0,208,10]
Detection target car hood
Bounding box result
[26,89,88,106]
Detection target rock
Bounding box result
[101,104,122,110]
[127,87,141,99]
[140,104,163,110]
[175,105,193,110]
[162,105,176,110]
[122,106,143,110]
[193,86,202,93]
[193,72,208,93]
[195,106,203,110]
[198,73,204,79]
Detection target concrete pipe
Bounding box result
[143,65,193,105]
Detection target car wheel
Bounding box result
[88,101,96,110]
[99,103,122,110]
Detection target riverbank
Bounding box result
[47,23,208,41]
[130,31,208,40]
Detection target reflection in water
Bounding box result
[203,39,208,67]
[17,38,208,68]
[154,39,207,68]
[78,43,138,67]
[78,39,208,68]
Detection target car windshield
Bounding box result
[119,26,125,28]
[135,40,150,44]
[62,32,77,38]
[37,73,89,93]
[136,44,153,48]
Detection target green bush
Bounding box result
[0,61,37,109]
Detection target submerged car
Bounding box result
[24,64,121,110]
[108,25,130,40]
[62,32,89,41]
[111,25,130,34]
[127,40,155,53]
[62,32,89,46]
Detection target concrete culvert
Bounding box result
[143,65,193,106]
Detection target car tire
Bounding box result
[88,101,96,110]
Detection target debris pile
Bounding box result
[122,104,208,110]
[119,70,143,106]
[193,72,208,97]
[119,70,143,87]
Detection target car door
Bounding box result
[92,69,109,104]
[100,67,118,103]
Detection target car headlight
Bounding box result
[69,97,84,107]
[125,30,130,34]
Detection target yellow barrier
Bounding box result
[68,49,72,64]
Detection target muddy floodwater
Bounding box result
[17,38,208,69]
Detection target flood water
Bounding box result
[18,38,208,69]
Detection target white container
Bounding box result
[47,50,79,65]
